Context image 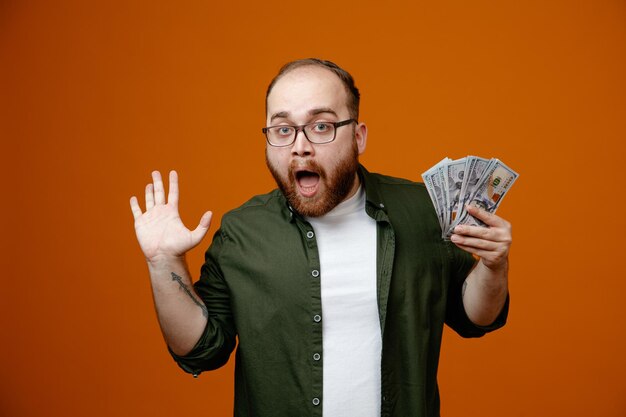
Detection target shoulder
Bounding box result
[228,188,285,213]
[366,171,425,188]
[219,189,290,233]
[361,167,430,204]
[360,167,438,232]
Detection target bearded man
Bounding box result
[130,58,512,417]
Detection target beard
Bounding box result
[266,141,360,218]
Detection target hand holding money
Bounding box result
[450,204,512,272]
[422,156,519,240]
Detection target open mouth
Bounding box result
[295,169,320,197]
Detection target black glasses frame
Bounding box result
[262,119,357,147]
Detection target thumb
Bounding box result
[190,211,213,245]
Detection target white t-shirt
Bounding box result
[307,186,381,417]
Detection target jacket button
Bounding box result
[312,398,320,406]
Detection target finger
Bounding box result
[145,183,155,210]
[450,233,499,251]
[454,220,511,242]
[452,242,495,260]
[168,170,179,207]
[152,171,166,205]
[465,204,505,228]
[453,223,496,241]
[190,211,213,246]
[129,196,143,220]
[453,227,511,250]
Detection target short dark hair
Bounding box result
[265,58,360,120]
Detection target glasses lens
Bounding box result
[267,126,296,146]
[304,122,335,143]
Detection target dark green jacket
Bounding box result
[172,165,508,417]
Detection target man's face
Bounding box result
[265,66,367,217]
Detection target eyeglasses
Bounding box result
[262,119,357,147]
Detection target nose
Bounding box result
[291,128,314,157]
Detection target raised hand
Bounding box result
[130,171,212,262]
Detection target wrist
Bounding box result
[479,257,509,275]
[146,253,186,270]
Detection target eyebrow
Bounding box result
[269,107,339,124]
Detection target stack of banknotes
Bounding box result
[421,156,519,239]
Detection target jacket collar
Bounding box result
[358,164,387,213]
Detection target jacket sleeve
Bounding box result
[169,229,237,376]
[444,241,509,338]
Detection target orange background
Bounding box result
[1,1,625,416]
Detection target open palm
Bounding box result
[130,171,212,261]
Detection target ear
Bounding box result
[354,122,368,155]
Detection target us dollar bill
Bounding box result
[436,164,450,232]
[459,156,490,209]
[422,156,518,239]
[422,173,441,228]
[445,157,467,226]
[452,159,519,230]
[421,157,450,229]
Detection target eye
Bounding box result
[273,126,294,137]
[311,122,331,133]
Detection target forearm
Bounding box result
[462,259,508,326]
[147,255,208,356]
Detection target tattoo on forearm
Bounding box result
[462,280,468,299]
[171,272,208,318]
